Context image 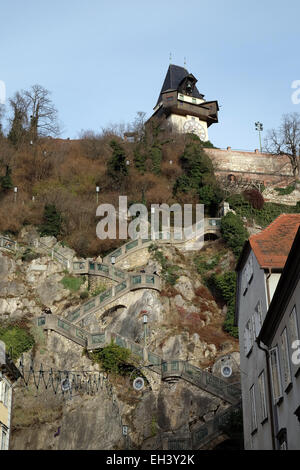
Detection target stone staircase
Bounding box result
[167,400,242,450]
[2,219,241,448]
[36,314,241,405]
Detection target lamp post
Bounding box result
[143,313,148,347]
[255,122,263,153]
[13,186,18,203]
[111,256,115,266]
[122,425,128,449]
[96,186,100,205]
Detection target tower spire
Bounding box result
[184,57,187,70]
[169,52,172,64]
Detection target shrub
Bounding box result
[206,271,238,338]
[226,193,300,228]
[149,244,180,286]
[90,341,132,375]
[274,184,295,195]
[21,248,40,262]
[220,212,248,259]
[80,290,89,300]
[0,324,35,360]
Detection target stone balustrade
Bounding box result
[66,272,161,324]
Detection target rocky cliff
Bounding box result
[0,227,239,450]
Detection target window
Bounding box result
[249,385,257,432]
[242,256,253,295]
[258,371,268,422]
[277,428,288,450]
[244,319,254,356]
[1,426,7,450]
[4,382,9,407]
[269,347,283,403]
[253,301,263,338]
[166,96,173,102]
[280,328,292,390]
[289,306,299,345]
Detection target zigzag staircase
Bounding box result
[1,221,241,448]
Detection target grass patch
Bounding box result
[60,275,84,292]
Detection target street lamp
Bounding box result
[13,186,18,203]
[111,256,116,265]
[143,313,148,346]
[96,186,100,205]
[255,122,263,153]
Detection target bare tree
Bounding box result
[0,104,5,136]
[24,84,60,141]
[131,111,147,139]
[265,113,300,181]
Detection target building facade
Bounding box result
[0,343,20,450]
[235,214,300,449]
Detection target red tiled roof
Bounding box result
[249,214,300,269]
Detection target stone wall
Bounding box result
[205,147,294,185]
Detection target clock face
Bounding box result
[183,119,206,141]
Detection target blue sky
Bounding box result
[1,0,299,149]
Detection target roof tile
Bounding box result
[250,214,300,269]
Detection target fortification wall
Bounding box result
[205,147,294,185]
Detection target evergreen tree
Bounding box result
[107,140,128,181]
[133,144,146,173]
[173,140,223,214]
[39,204,62,237]
[1,165,13,191]
[8,108,27,146]
[150,145,162,175]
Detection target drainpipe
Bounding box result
[256,338,276,450]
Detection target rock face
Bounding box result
[1,229,239,450]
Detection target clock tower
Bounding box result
[150,64,219,141]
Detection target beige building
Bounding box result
[0,343,20,450]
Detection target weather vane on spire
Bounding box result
[184,57,187,69]
[169,53,172,64]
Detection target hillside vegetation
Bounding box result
[0,120,223,257]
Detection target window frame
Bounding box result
[280,327,292,391]
[249,384,258,433]
[269,346,283,405]
[244,318,254,357]
[258,370,268,423]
